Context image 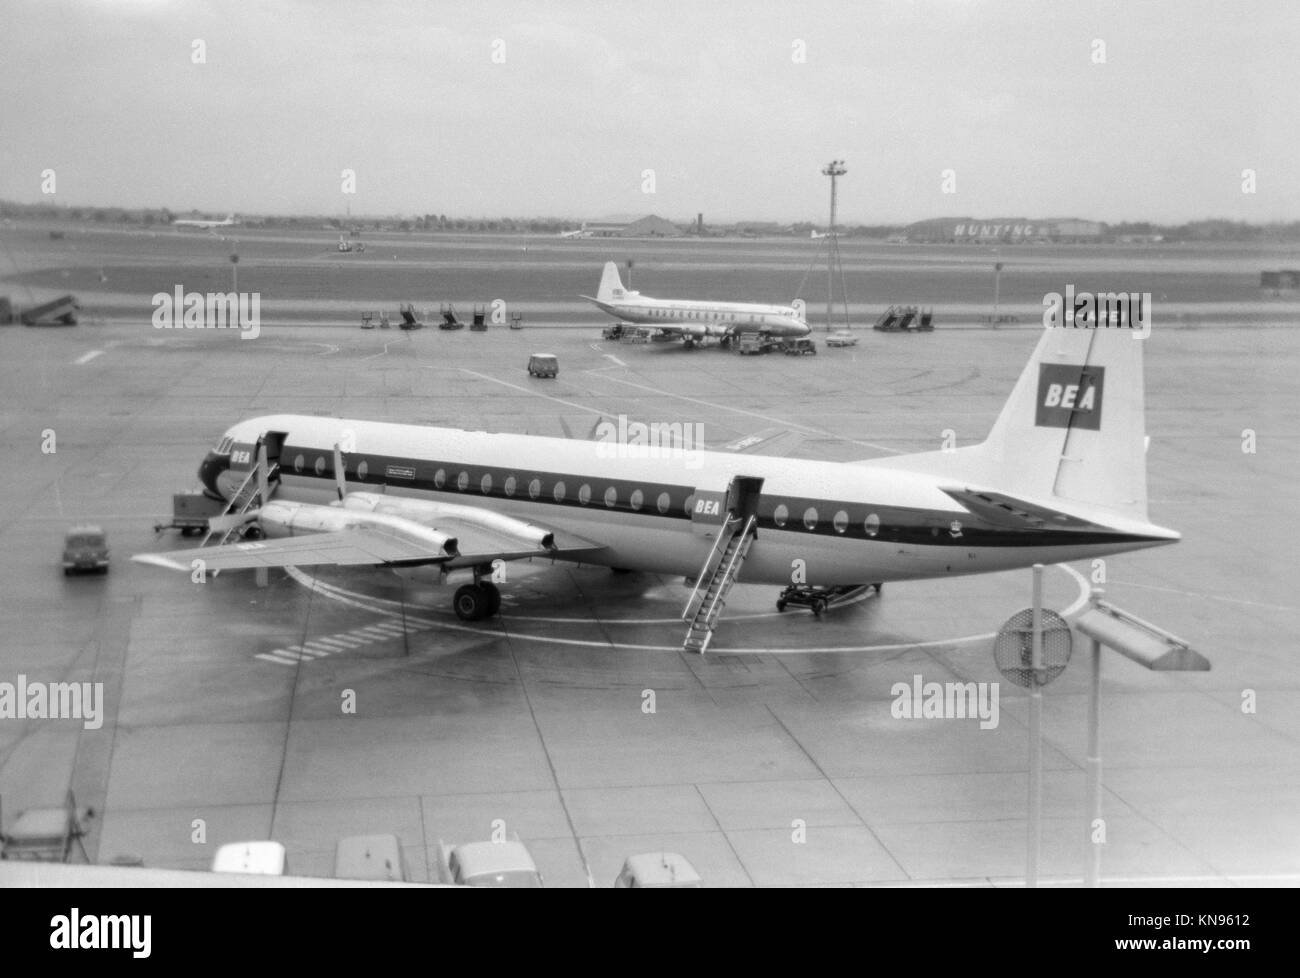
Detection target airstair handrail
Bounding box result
[698,514,757,625]
[682,513,742,620]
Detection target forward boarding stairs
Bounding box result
[681,511,758,653]
[201,443,280,547]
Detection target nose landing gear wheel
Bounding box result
[453,582,501,621]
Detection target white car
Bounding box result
[437,840,543,887]
[825,330,859,347]
[614,852,702,888]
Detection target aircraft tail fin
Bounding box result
[596,261,626,303]
[977,326,1148,520]
[862,326,1156,525]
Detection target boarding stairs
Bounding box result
[201,458,279,547]
[681,513,757,653]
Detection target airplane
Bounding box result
[135,325,1178,646]
[581,261,809,345]
[559,223,591,239]
[173,213,237,229]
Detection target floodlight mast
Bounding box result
[821,159,847,331]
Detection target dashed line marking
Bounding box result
[255,653,300,666]
[253,614,444,667]
[74,350,104,365]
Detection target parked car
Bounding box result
[527,353,558,378]
[437,840,543,887]
[614,852,703,888]
[334,834,406,882]
[825,330,859,347]
[62,525,109,574]
[211,841,287,875]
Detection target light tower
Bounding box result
[821,159,848,331]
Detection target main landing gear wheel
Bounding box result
[453,582,501,621]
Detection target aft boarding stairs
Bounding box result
[681,513,757,653]
[201,458,279,547]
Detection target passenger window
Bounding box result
[529,478,541,500]
[803,507,818,530]
[865,513,881,537]
[504,475,517,497]
[457,471,469,491]
[630,489,644,511]
[604,487,618,508]
[480,473,493,494]
[554,481,566,502]
[435,468,446,488]
[833,510,848,533]
[657,492,671,514]
[578,484,591,505]
[773,504,788,527]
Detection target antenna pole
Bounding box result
[821,160,847,331]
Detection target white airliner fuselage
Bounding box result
[583,262,808,339]
[174,213,237,229]
[196,414,1169,587]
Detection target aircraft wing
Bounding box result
[134,522,607,574]
[133,526,456,572]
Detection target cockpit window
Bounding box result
[215,436,235,455]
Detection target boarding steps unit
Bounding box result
[681,513,757,653]
[201,456,279,547]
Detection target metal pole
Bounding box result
[822,160,845,332]
[827,171,836,332]
[1085,587,1104,888]
[993,262,1002,322]
[1027,563,1043,887]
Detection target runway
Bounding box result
[1,227,1297,886]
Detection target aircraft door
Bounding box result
[690,474,764,537]
[260,431,288,482]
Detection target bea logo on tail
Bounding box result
[1036,364,1104,430]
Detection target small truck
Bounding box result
[154,491,227,537]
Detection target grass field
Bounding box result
[4,221,1299,325]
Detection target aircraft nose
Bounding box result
[198,451,230,499]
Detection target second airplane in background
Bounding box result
[582,261,808,346]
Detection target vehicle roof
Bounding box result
[66,524,105,535]
[529,353,557,359]
[621,852,702,884]
[212,841,286,874]
[451,841,538,875]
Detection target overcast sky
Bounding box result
[2,0,1297,224]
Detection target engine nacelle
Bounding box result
[340,492,555,550]
[258,500,458,556]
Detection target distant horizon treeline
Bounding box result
[5,200,1300,242]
